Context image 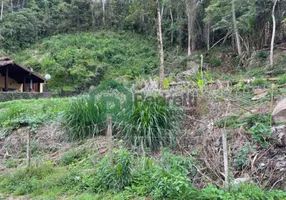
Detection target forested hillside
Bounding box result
[1,0,286,54]
[0,0,286,90]
[12,32,157,90]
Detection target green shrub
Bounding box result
[239,114,270,129]
[256,51,268,59]
[59,149,89,166]
[120,96,184,150]
[199,184,286,199]
[5,159,20,168]
[251,78,269,86]
[233,143,254,170]
[249,123,271,148]
[129,150,198,199]
[87,147,132,191]
[247,68,265,77]
[278,74,286,85]
[209,56,222,67]
[150,151,198,199]
[60,96,106,140]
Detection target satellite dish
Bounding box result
[45,74,51,81]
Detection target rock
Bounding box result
[272,98,286,124]
[271,125,286,147]
[179,61,201,77]
[233,174,251,185]
[252,92,268,101]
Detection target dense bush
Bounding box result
[119,96,184,150]
[60,95,106,140]
[90,148,132,191]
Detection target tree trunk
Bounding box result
[170,9,174,44]
[91,0,96,28]
[156,0,164,89]
[102,0,106,26]
[186,0,197,56]
[270,0,279,68]
[0,1,3,21]
[206,23,210,51]
[231,0,242,55]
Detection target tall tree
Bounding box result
[1,1,3,21]
[205,0,256,54]
[231,0,241,55]
[185,0,197,56]
[270,0,279,68]
[156,0,164,89]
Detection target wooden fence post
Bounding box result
[222,129,229,186]
[106,116,113,163]
[27,128,31,168]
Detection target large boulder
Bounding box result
[272,98,286,124]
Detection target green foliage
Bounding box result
[0,98,70,133]
[1,148,286,199]
[120,96,184,150]
[189,71,212,94]
[199,184,286,200]
[60,95,105,141]
[249,123,271,148]
[256,51,268,59]
[215,114,270,129]
[233,143,254,170]
[215,115,239,128]
[205,0,256,34]
[209,56,222,67]
[246,68,265,77]
[0,9,40,51]
[163,78,170,89]
[5,159,20,169]
[129,149,198,199]
[59,149,89,166]
[278,74,286,85]
[251,78,269,86]
[13,32,157,91]
[149,150,198,199]
[89,147,132,191]
[240,114,270,129]
[0,164,54,195]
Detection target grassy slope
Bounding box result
[10,31,158,90]
[0,98,70,136]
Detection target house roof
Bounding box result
[0,57,45,83]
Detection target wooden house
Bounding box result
[0,57,45,92]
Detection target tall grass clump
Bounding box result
[120,96,184,150]
[85,147,132,192]
[60,95,105,140]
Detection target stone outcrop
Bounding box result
[272,98,286,124]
